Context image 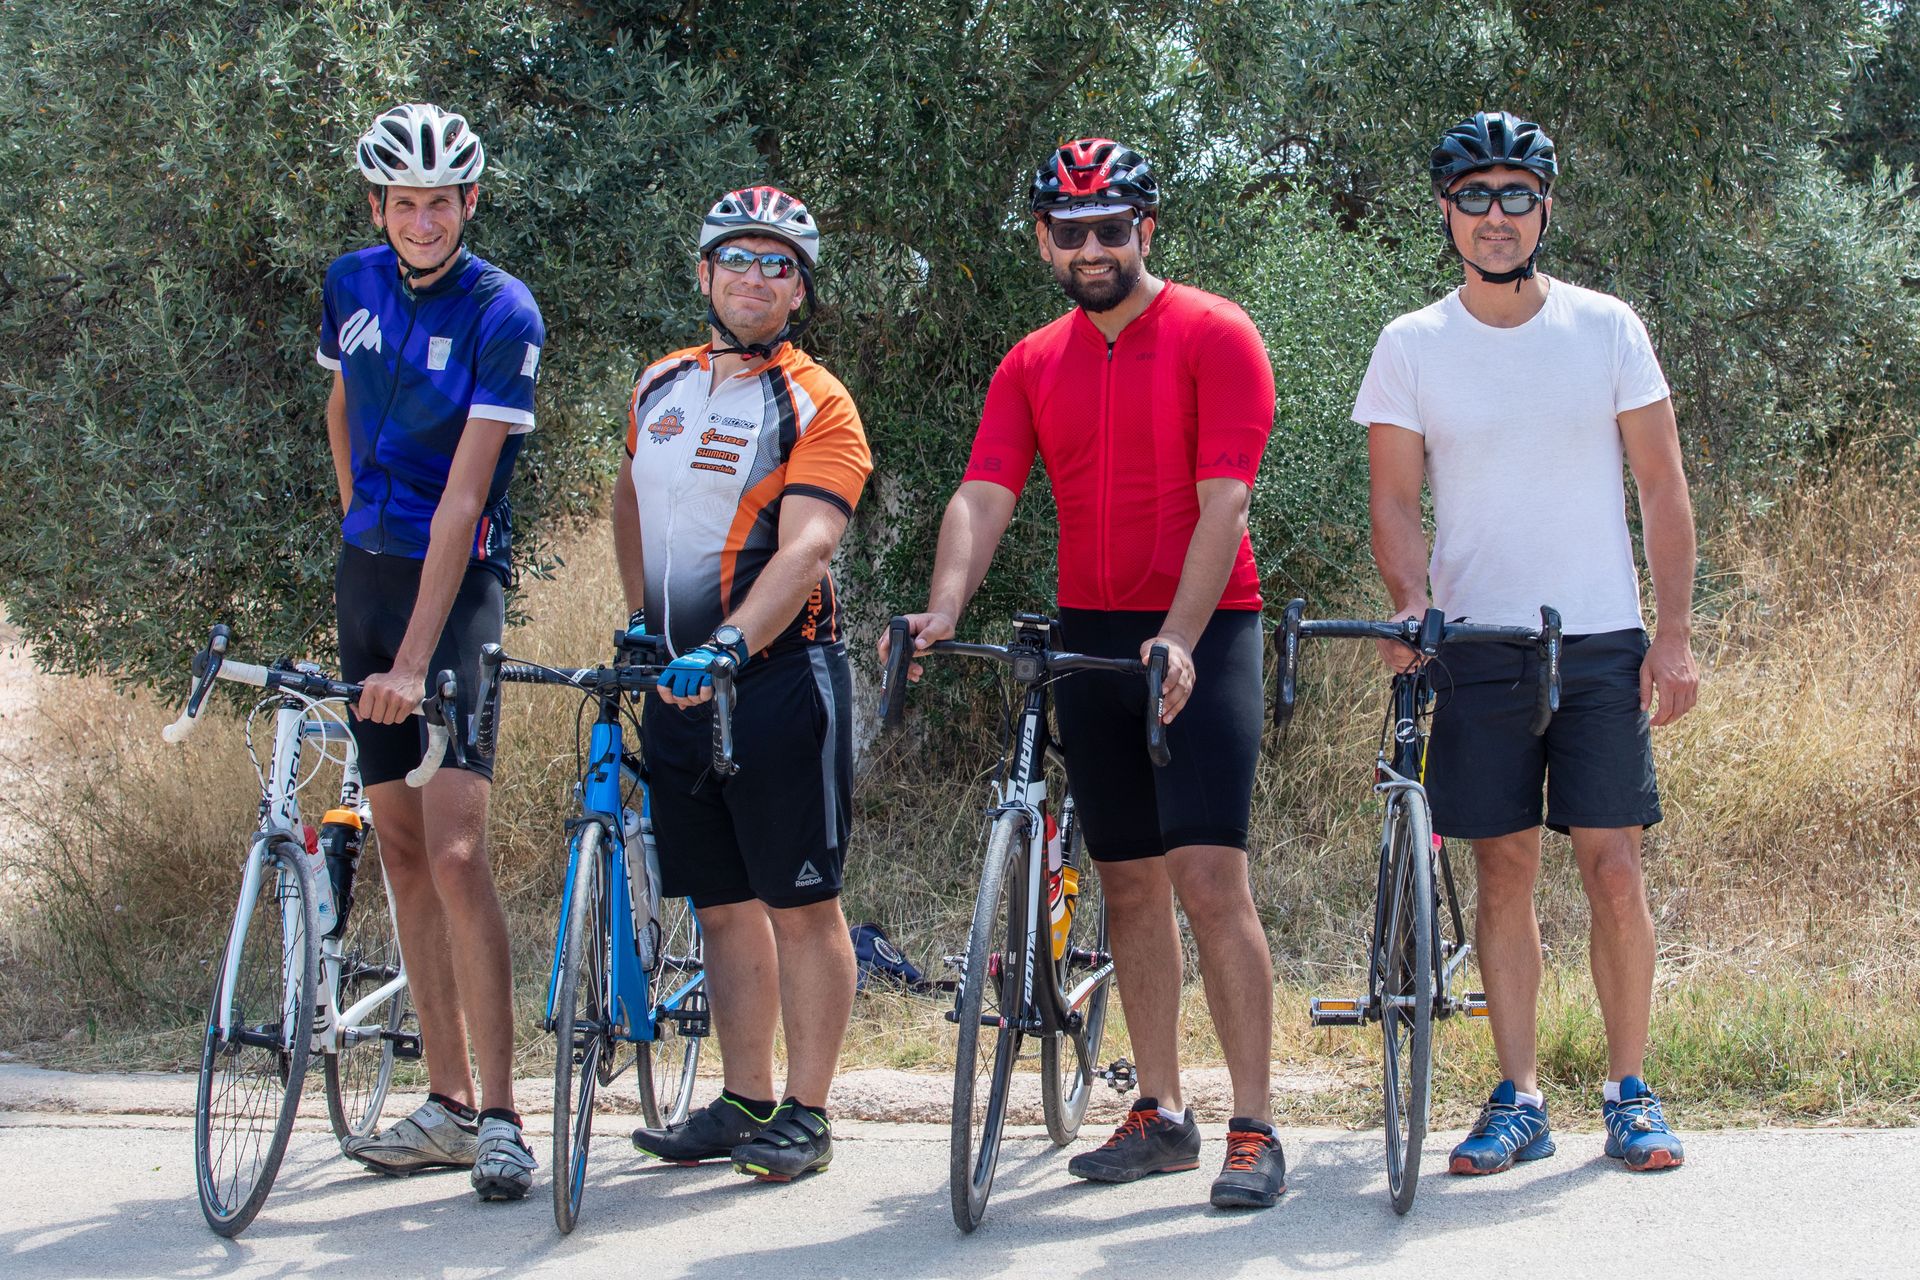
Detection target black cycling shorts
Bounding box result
[641,643,854,910]
[334,543,502,787]
[1052,608,1263,861]
[1426,628,1662,840]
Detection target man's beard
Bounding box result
[1057,258,1141,313]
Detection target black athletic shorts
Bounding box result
[1052,608,1263,861]
[1426,627,1662,840]
[335,543,502,787]
[641,642,854,910]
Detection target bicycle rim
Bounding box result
[553,823,610,1234]
[323,832,412,1142]
[636,893,704,1128]
[1379,794,1435,1215]
[195,840,317,1237]
[1042,850,1108,1144]
[950,811,1029,1233]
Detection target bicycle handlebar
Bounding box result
[1272,599,1563,737]
[162,625,460,788]
[475,636,739,777]
[878,615,1171,768]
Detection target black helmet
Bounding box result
[1431,111,1558,195]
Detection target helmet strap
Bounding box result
[707,261,816,360]
[386,186,473,297]
[1443,204,1550,293]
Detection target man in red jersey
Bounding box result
[884,138,1285,1209]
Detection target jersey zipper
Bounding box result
[366,288,422,556]
[1098,337,1115,609]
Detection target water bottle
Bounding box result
[317,808,363,941]
[1045,809,1079,961]
[301,823,338,937]
[622,806,660,970]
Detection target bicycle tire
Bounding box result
[194,838,318,1238]
[553,821,611,1235]
[323,831,412,1142]
[1379,792,1435,1215]
[635,892,704,1128]
[950,810,1029,1234]
[1041,797,1109,1144]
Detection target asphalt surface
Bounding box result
[2,1068,1916,1279]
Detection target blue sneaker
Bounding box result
[1603,1076,1685,1171]
[1449,1081,1556,1175]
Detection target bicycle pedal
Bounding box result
[382,1029,423,1060]
[1309,996,1367,1027]
[1463,991,1492,1018]
[665,1007,711,1037]
[1098,1058,1136,1093]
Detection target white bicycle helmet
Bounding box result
[355,104,485,187]
[699,186,820,266]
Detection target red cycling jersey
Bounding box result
[963,282,1275,611]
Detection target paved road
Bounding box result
[3,1073,1915,1279]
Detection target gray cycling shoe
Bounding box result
[340,1099,478,1176]
[471,1114,537,1201]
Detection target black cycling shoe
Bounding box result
[632,1091,777,1165]
[1209,1119,1287,1209]
[731,1100,833,1182]
[1067,1099,1202,1183]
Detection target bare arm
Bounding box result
[1144,477,1252,722]
[326,371,352,515]
[612,458,647,615]
[355,419,512,724]
[1368,423,1430,673]
[878,480,1019,680]
[1620,396,1699,726]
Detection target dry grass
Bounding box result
[2,457,1918,1126]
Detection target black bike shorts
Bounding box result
[334,543,502,787]
[641,643,854,910]
[1426,628,1662,840]
[1052,608,1263,861]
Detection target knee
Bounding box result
[1474,837,1540,902]
[1583,847,1648,920]
[1169,865,1256,932]
[1099,865,1171,919]
[768,897,848,945]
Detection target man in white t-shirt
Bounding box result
[1353,111,1699,1175]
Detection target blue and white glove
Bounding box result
[657,630,748,700]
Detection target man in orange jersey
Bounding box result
[619,188,871,1183]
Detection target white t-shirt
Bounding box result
[1351,277,1670,633]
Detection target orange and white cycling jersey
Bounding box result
[625,342,872,657]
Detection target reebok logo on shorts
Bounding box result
[794,860,823,889]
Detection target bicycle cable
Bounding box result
[243,691,354,800]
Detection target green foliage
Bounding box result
[2,0,1918,678]
[1831,2,1920,182]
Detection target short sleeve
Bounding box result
[1192,303,1275,484]
[786,388,873,517]
[961,346,1039,496]
[470,298,545,434]
[1612,304,1670,415]
[316,265,342,371]
[1351,325,1423,434]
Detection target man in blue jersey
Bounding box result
[317,103,543,1201]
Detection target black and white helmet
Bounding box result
[355,104,486,188]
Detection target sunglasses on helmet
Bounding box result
[1045,214,1142,250]
[710,244,800,279]
[1444,185,1545,217]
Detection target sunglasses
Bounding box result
[711,244,800,279]
[1045,214,1141,250]
[1444,185,1545,216]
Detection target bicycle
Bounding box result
[1271,599,1561,1214]
[162,624,457,1237]
[879,611,1169,1233]
[474,627,736,1234]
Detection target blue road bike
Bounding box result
[476,629,736,1233]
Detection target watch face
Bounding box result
[714,625,744,650]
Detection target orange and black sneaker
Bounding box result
[1066,1098,1201,1183]
[1210,1118,1286,1208]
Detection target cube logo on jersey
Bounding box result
[646,408,686,444]
[339,308,383,356]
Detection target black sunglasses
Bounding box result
[1046,214,1142,250]
[1445,185,1545,216]
[711,244,800,279]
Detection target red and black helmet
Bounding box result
[1029,138,1160,214]
[700,185,821,266]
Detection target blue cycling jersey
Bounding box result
[317,244,544,582]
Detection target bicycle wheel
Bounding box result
[1379,792,1435,1215]
[1041,796,1110,1144]
[636,892,704,1128]
[553,821,612,1234]
[194,838,318,1237]
[324,831,413,1142]
[951,810,1030,1233]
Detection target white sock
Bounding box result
[1158,1104,1188,1125]
[1603,1080,1623,1104]
[1514,1088,1545,1111]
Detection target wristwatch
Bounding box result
[711,624,748,663]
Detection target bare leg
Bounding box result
[1098,857,1186,1111]
[1568,825,1654,1081]
[1472,828,1545,1095]
[697,898,781,1102]
[766,897,858,1109]
[1166,845,1273,1119]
